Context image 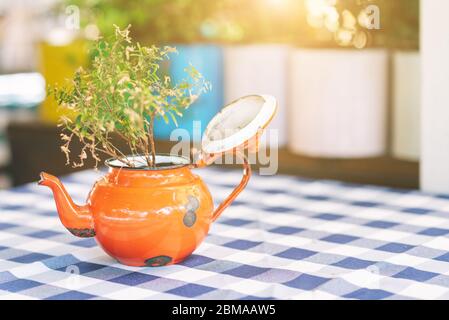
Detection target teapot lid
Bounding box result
[201,94,277,155]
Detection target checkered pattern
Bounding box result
[1,168,449,300]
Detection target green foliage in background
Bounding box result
[292,0,419,49]
[67,0,229,43]
[50,26,209,168]
[64,0,315,44]
[66,0,419,49]
[387,0,420,49]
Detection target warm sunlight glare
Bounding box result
[305,0,339,32]
[265,0,289,8]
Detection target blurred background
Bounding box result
[0,0,422,189]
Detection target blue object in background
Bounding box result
[154,45,223,141]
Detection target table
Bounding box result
[1,168,449,300]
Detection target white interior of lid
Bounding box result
[108,155,190,168]
[202,95,277,154]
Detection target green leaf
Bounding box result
[168,111,178,127]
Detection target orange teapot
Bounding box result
[39,95,277,267]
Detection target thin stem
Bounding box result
[94,146,134,167]
[148,110,156,168]
[105,132,129,161]
[102,94,140,164]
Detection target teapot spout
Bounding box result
[39,172,95,238]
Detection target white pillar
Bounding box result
[392,51,421,161]
[421,0,449,193]
[224,45,289,146]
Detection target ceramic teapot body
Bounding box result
[39,95,277,267]
[39,154,250,267]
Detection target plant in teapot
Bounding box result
[40,25,277,267]
[50,25,209,169]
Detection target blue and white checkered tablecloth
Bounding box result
[1,168,449,300]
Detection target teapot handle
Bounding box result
[211,152,251,222]
[192,151,252,222]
